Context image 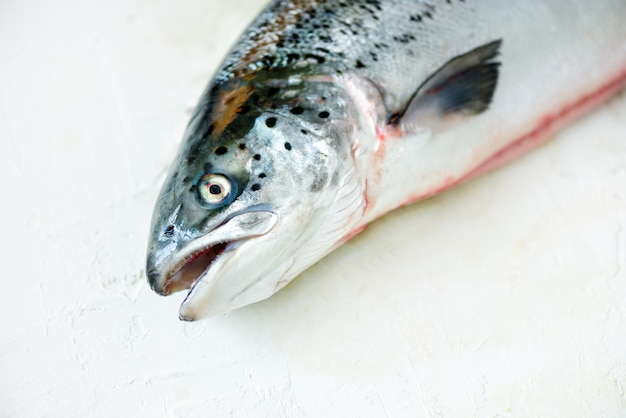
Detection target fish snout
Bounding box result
[146,268,159,291]
[146,255,167,295]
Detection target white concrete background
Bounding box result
[1,0,625,416]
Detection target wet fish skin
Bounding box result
[147,61,366,318]
[147,0,626,320]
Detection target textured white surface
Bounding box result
[1,0,626,416]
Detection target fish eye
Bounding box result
[197,173,235,206]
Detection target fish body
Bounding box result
[147,0,626,320]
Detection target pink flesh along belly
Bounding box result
[403,66,626,206]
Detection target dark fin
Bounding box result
[394,39,502,134]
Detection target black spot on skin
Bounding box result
[268,86,280,96]
[393,33,416,44]
[367,0,383,11]
[251,183,261,191]
[182,176,190,183]
[265,117,277,128]
[259,173,267,178]
[189,184,197,193]
[164,225,175,237]
[355,60,366,68]
[239,143,246,150]
[290,106,304,114]
[319,111,330,119]
[304,53,325,64]
[284,142,292,150]
[261,55,276,67]
[253,154,261,161]
[215,146,227,155]
[187,156,196,164]
[301,129,308,135]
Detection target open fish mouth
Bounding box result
[161,242,229,295]
[149,210,278,302]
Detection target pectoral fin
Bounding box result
[394,39,502,134]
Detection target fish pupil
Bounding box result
[209,184,222,195]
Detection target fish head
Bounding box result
[147,99,364,320]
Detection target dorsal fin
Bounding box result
[394,39,502,134]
